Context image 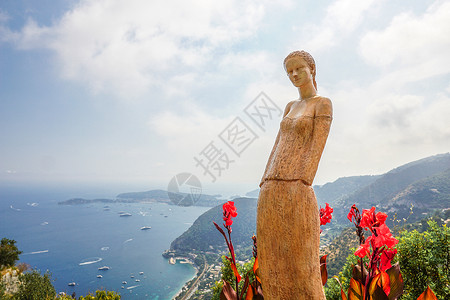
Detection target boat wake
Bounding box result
[10,205,21,211]
[126,285,140,290]
[79,257,103,266]
[123,238,133,244]
[24,250,49,255]
[100,247,109,251]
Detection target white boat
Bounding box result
[119,213,132,217]
[140,226,151,230]
[139,272,144,275]
[98,266,110,270]
[97,275,102,278]
[68,282,76,286]
[122,281,127,284]
[135,279,140,282]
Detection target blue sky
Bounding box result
[1,0,449,196]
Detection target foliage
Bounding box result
[77,290,121,300]
[13,270,56,300]
[324,249,361,300]
[396,220,449,300]
[56,290,121,299]
[0,239,22,268]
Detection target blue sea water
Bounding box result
[0,184,210,299]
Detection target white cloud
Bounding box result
[293,0,380,52]
[3,0,289,99]
[359,1,450,69]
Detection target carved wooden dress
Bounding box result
[257,95,332,299]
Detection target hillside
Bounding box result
[332,153,450,223]
[314,175,381,207]
[169,197,257,253]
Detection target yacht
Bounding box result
[98,266,110,270]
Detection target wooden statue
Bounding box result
[257,50,332,299]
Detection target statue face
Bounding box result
[285,57,312,88]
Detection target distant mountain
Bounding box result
[244,175,381,205]
[168,153,450,257]
[333,153,450,223]
[314,175,381,207]
[59,189,225,207]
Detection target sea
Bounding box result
[0,183,210,299]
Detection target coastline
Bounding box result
[168,257,199,299]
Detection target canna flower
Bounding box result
[319,203,333,226]
[222,201,238,227]
[380,249,397,271]
[354,236,372,258]
[360,206,388,230]
[373,224,398,249]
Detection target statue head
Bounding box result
[284,50,317,90]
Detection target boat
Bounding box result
[135,279,140,282]
[122,281,127,284]
[98,266,110,270]
[68,282,76,286]
[97,275,102,278]
[140,226,151,230]
[119,213,132,217]
[139,272,144,275]
[130,275,135,278]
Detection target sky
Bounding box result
[1,0,449,197]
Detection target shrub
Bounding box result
[0,238,22,268]
[396,220,449,300]
[13,270,56,300]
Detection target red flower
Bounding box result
[354,236,372,258]
[360,207,376,228]
[347,205,357,222]
[380,249,397,271]
[319,203,333,226]
[360,207,388,230]
[223,201,238,227]
[373,224,398,249]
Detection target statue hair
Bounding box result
[284,50,317,90]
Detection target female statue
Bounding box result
[257,50,332,299]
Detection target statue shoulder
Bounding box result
[314,96,332,117]
[283,100,297,117]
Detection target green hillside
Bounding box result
[332,153,450,223]
[314,175,381,207]
[170,198,257,253]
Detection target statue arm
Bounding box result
[259,101,294,187]
[302,97,333,186]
